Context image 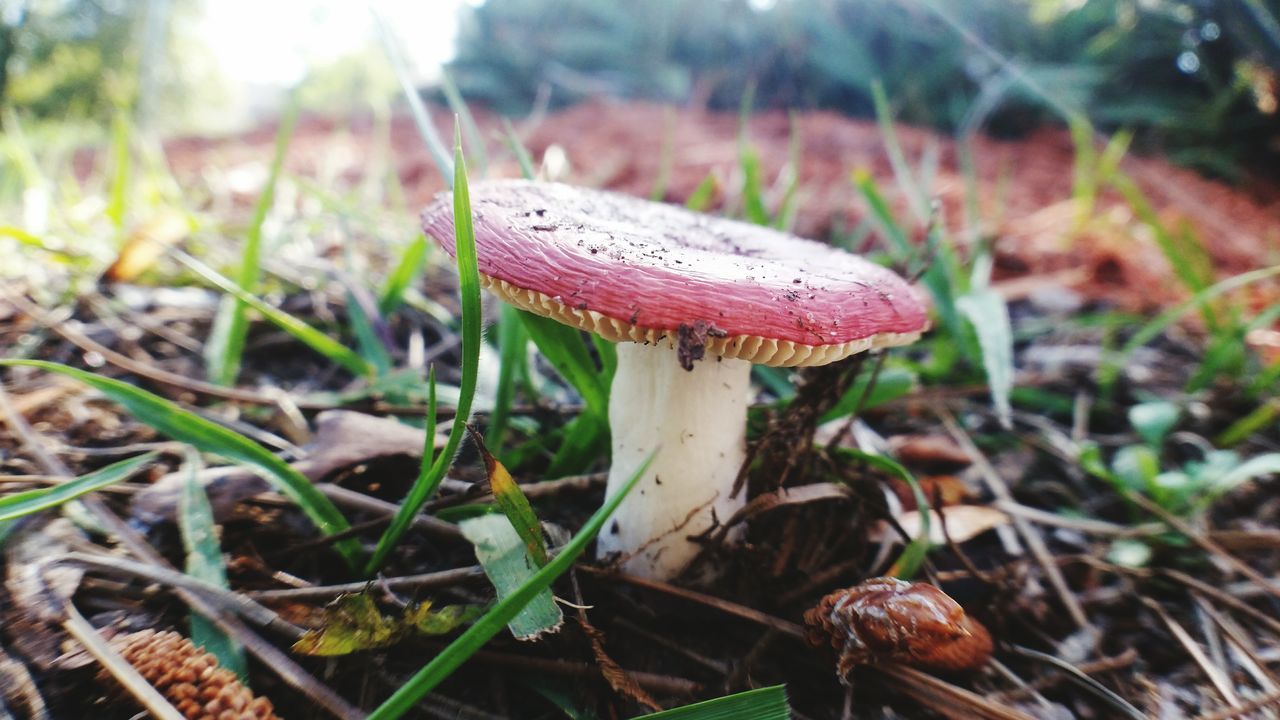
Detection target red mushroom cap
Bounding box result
[423,180,928,367]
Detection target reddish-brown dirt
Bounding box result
[159,100,1280,316]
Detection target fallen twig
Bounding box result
[246,566,485,602]
[939,409,1092,632]
[61,602,184,720]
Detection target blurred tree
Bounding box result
[0,0,204,125]
[447,0,1280,178]
[2,0,139,117]
[297,44,400,115]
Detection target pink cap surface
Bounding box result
[423,180,928,362]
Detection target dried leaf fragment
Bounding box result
[872,505,1011,545]
[292,593,479,656]
[104,211,190,283]
[804,578,993,678]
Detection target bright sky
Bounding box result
[202,0,468,88]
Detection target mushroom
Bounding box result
[422,180,928,579]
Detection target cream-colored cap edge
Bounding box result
[482,274,925,368]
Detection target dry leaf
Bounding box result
[889,434,972,470]
[805,577,993,675]
[292,593,478,656]
[873,505,1010,545]
[104,211,190,283]
[888,474,973,511]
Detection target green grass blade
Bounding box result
[545,412,609,478]
[379,234,430,316]
[851,169,911,264]
[372,9,453,184]
[205,103,298,385]
[738,144,770,226]
[344,288,393,377]
[439,68,489,176]
[956,288,1015,429]
[424,365,438,462]
[517,311,608,416]
[771,112,803,231]
[365,453,654,720]
[468,426,547,567]
[1069,117,1099,225]
[1216,399,1280,447]
[870,80,927,222]
[836,448,930,578]
[591,334,617,385]
[501,119,536,180]
[517,309,612,475]
[105,111,131,229]
[633,685,789,720]
[486,304,530,451]
[1099,265,1280,391]
[0,225,69,255]
[0,451,157,522]
[366,129,483,574]
[753,366,796,400]
[817,366,917,423]
[178,252,373,378]
[0,108,44,188]
[178,449,248,680]
[650,108,676,201]
[0,360,361,567]
[685,173,717,212]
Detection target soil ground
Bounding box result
[5,101,1280,719]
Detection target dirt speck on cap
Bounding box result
[677,320,728,371]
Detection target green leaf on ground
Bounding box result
[365,452,654,720]
[459,513,562,641]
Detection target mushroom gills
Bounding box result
[597,341,751,578]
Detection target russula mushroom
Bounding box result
[422,180,928,579]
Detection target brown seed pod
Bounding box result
[107,630,278,720]
[804,577,993,679]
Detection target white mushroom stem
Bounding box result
[596,341,752,579]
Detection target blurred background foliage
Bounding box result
[446,0,1280,178]
[2,0,1279,178]
[1,0,223,128]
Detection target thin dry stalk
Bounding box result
[1128,490,1280,605]
[1163,569,1280,636]
[1196,601,1280,694]
[58,552,302,640]
[939,410,1091,631]
[246,566,485,602]
[62,604,184,720]
[1143,598,1242,709]
[1194,688,1280,720]
[876,665,1036,720]
[578,565,807,638]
